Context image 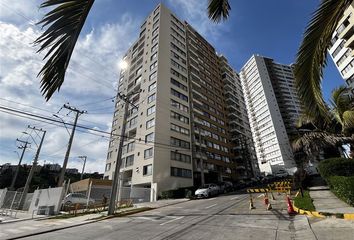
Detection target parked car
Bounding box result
[217,182,231,193]
[195,184,220,198]
[62,193,95,206]
[275,170,289,178]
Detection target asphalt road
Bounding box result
[4,193,354,240]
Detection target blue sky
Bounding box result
[0,0,345,173]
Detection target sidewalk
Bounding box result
[309,186,354,214]
[0,198,189,239]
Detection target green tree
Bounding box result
[294,0,353,123]
[293,86,354,159]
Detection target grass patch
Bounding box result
[294,190,316,211]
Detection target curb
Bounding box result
[292,197,354,220]
[6,207,153,240]
[4,200,190,239]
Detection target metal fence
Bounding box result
[64,185,151,211]
[0,190,34,211]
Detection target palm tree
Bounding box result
[293,86,354,159]
[35,0,230,101]
[294,0,353,124]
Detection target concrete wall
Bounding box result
[29,187,65,215]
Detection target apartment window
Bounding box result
[146,118,155,129]
[143,164,152,176]
[171,151,191,164]
[149,71,157,81]
[107,151,113,159]
[170,137,190,149]
[332,41,345,58]
[341,59,354,75]
[149,82,156,92]
[171,123,189,135]
[125,154,134,167]
[171,78,187,91]
[171,88,188,102]
[148,93,156,103]
[150,61,158,71]
[171,99,188,112]
[145,132,154,143]
[152,35,158,45]
[171,68,187,82]
[144,148,153,159]
[105,163,111,171]
[136,67,142,76]
[171,111,189,124]
[128,116,138,128]
[151,43,158,53]
[171,167,192,178]
[151,52,157,61]
[152,27,159,36]
[127,142,135,152]
[147,105,156,116]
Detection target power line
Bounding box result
[0,105,192,152]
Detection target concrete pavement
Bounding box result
[0,193,352,240]
[309,186,354,214]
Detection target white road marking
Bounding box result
[58,220,73,224]
[0,232,9,238]
[160,216,184,226]
[19,226,38,231]
[6,229,23,234]
[205,204,217,209]
[206,198,216,201]
[230,196,239,200]
[133,216,158,221]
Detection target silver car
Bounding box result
[62,193,95,206]
[195,184,220,198]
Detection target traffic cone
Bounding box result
[286,195,296,215]
[249,196,255,210]
[264,193,272,210]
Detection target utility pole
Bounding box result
[108,90,140,215]
[19,126,46,209]
[57,104,86,187]
[10,139,30,190]
[78,156,87,180]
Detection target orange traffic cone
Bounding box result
[264,193,272,210]
[286,195,296,215]
[249,196,255,210]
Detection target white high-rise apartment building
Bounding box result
[240,55,300,174]
[328,2,354,93]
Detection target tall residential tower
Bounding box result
[240,55,300,175]
[104,4,253,198]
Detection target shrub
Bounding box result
[328,176,354,206]
[318,158,354,180]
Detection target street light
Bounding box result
[53,114,70,135]
[22,132,38,147]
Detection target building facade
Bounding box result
[328,2,354,93]
[104,4,258,197]
[219,56,259,179]
[240,55,300,175]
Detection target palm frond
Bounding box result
[35,0,95,101]
[292,130,354,152]
[294,0,351,123]
[343,110,354,134]
[208,0,231,23]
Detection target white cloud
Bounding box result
[0,6,140,173]
[167,0,228,40]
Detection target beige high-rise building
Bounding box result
[104,4,256,198]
